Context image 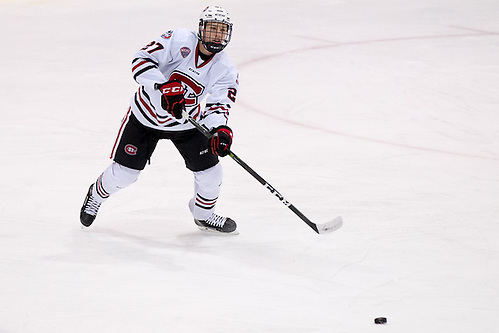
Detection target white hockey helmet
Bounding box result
[198,6,233,53]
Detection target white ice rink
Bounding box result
[1,0,498,332]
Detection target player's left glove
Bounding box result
[155,80,185,119]
[209,126,233,157]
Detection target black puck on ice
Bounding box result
[374,317,387,324]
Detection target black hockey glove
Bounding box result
[155,80,185,119]
[209,126,233,157]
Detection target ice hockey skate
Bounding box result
[80,184,101,227]
[194,213,238,234]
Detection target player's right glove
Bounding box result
[155,80,185,119]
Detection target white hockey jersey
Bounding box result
[130,28,239,132]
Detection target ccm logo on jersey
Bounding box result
[125,144,137,155]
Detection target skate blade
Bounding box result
[197,226,240,235]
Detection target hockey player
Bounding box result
[80,6,239,233]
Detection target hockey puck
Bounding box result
[374,317,387,324]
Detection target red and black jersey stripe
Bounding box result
[205,103,230,121]
[134,87,179,128]
[132,57,159,82]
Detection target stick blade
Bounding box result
[316,216,343,234]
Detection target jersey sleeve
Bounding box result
[201,64,239,131]
[131,30,177,88]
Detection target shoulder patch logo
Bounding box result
[180,47,191,58]
[161,30,173,39]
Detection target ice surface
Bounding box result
[1,0,498,332]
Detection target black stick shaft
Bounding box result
[184,112,320,233]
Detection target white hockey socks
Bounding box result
[92,162,140,203]
[190,163,223,221]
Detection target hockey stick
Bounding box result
[183,110,343,234]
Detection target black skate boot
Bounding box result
[80,184,102,227]
[194,213,237,234]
